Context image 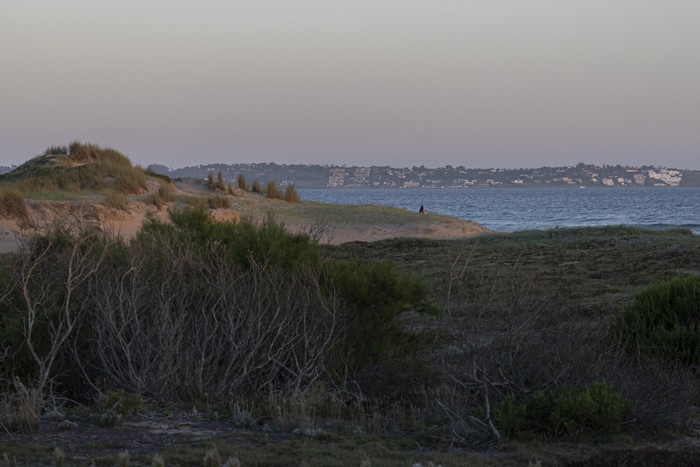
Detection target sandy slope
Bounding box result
[0,182,488,252]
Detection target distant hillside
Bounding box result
[149,162,700,189]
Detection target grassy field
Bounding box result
[2,224,699,465]
[324,226,700,318]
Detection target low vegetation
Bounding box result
[0,207,427,406]
[147,182,176,208]
[0,142,147,197]
[613,275,700,365]
[495,381,634,439]
[0,168,699,464]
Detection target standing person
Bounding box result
[419,205,425,214]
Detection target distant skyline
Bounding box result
[2,1,699,169]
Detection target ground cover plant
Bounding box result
[612,275,700,365]
[1,214,700,464]
[0,142,147,197]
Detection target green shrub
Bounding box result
[612,276,700,365]
[495,381,633,439]
[138,207,320,269]
[327,260,431,372]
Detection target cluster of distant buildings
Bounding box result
[3,160,695,189]
[326,165,688,188]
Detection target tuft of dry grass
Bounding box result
[52,447,65,466]
[102,190,129,211]
[266,181,279,199]
[148,183,176,209]
[208,195,231,209]
[151,453,165,467]
[284,184,300,203]
[14,380,41,434]
[116,450,130,467]
[202,445,221,467]
[0,190,29,223]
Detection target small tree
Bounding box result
[237,174,248,191]
[251,180,262,193]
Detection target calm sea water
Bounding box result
[298,187,700,234]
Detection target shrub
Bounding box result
[495,381,633,439]
[266,181,279,199]
[327,260,431,373]
[251,180,262,193]
[237,174,248,191]
[284,184,300,203]
[612,276,700,365]
[0,206,432,405]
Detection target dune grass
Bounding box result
[0,142,147,198]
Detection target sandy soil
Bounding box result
[0,182,488,252]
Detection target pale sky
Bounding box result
[1,1,699,169]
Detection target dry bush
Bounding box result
[284,184,300,203]
[75,244,339,400]
[1,225,111,400]
[207,195,231,209]
[266,181,279,199]
[251,180,262,193]
[0,190,29,222]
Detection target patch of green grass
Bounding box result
[323,226,700,319]
[612,275,700,364]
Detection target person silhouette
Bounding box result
[419,205,425,214]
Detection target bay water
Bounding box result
[299,187,700,235]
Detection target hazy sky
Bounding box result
[1,1,699,169]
